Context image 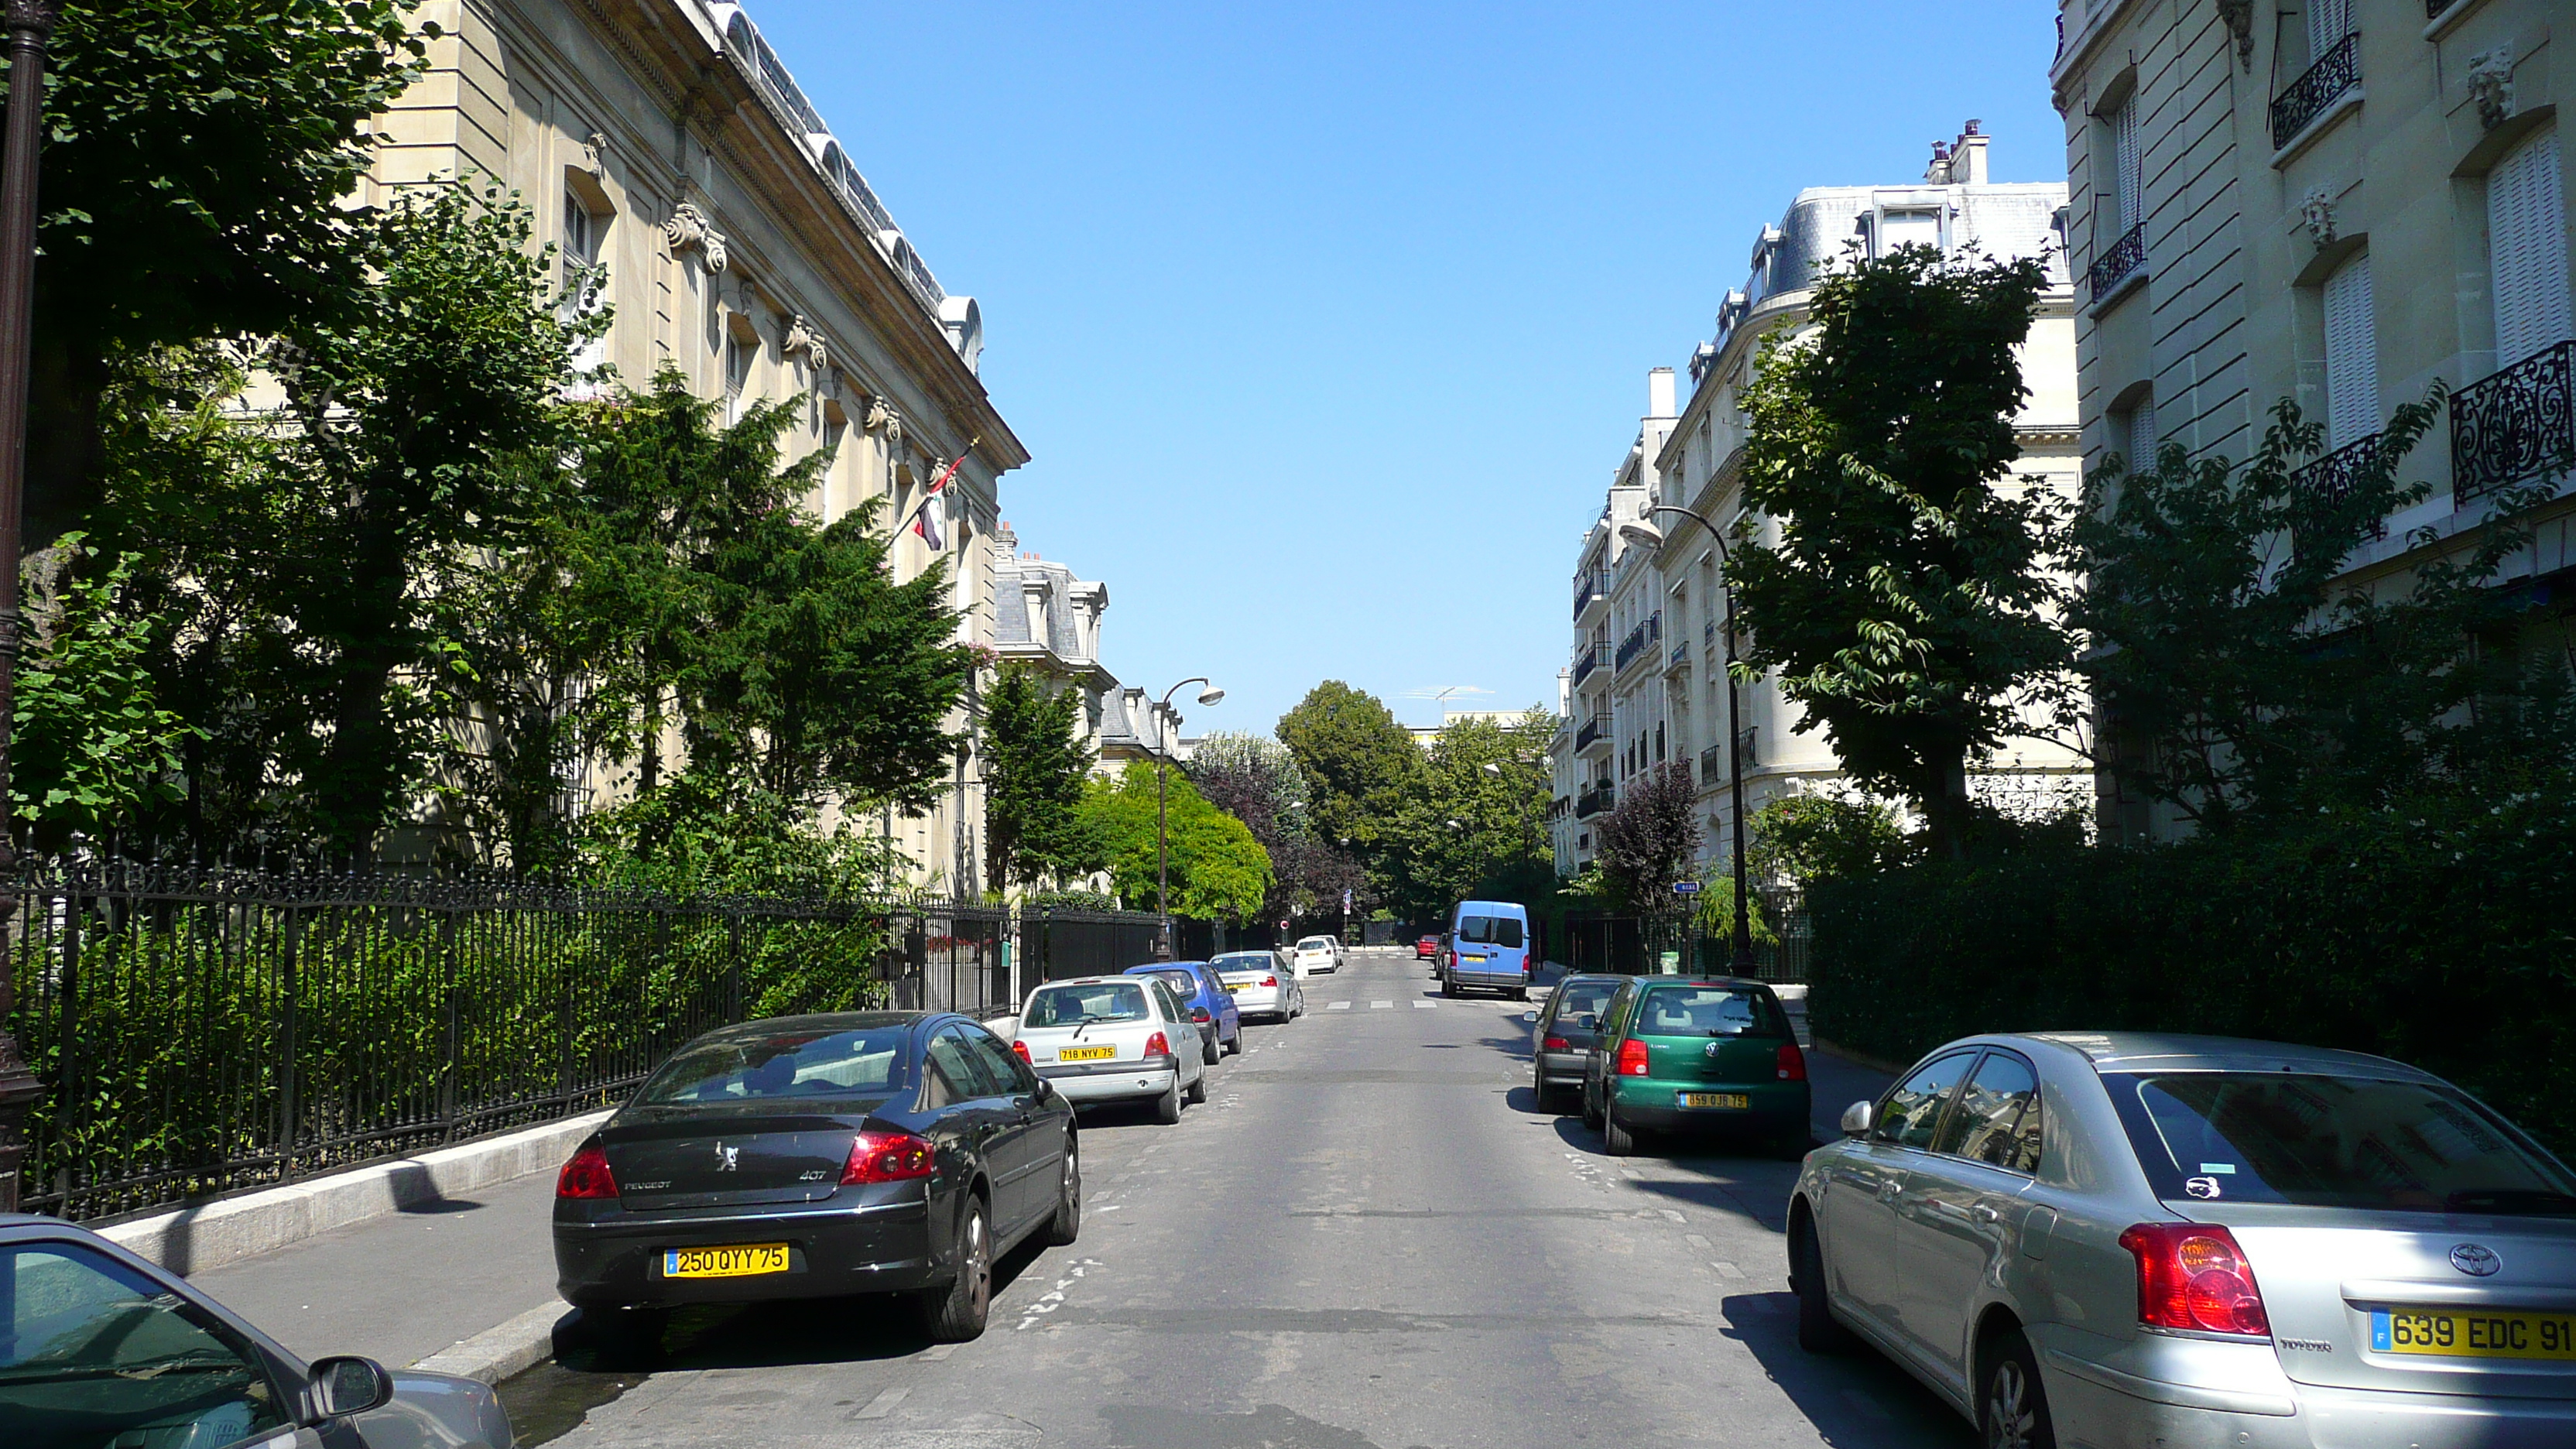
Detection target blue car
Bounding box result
[1123,961,1240,1063]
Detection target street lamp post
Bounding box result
[1151,677,1224,958]
[0,0,60,1214]
[1623,503,1756,975]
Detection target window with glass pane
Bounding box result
[926,1028,993,1101]
[2,1244,289,1449]
[1874,1053,1978,1150]
[1937,1053,2043,1172]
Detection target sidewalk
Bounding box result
[183,1163,569,1373]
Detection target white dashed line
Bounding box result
[1684,1234,1711,1249]
[854,1388,908,1420]
[1327,1002,1351,1011]
[1713,1261,1747,1279]
[1369,1001,1393,1009]
[1658,1208,1687,1223]
[1412,1000,1436,1009]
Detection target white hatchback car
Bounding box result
[1212,950,1304,1023]
[1015,976,1207,1124]
[1290,935,1341,978]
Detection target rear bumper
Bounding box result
[1536,1050,1589,1086]
[1040,1059,1180,1104]
[1228,986,1285,1016]
[2040,1345,2576,1448]
[1449,967,1527,991]
[554,1192,938,1308]
[1607,1078,1807,1133]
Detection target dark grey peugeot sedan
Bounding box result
[1,1214,512,1449]
[553,1011,1080,1345]
[1524,972,1628,1114]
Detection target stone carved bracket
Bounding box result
[865,394,904,451]
[2467,45,2516,131]
[783,313,828,374]
[663,200,729,273]
[2300,187,2338,249]
[581,131,608,180]
[2216,0,2254,73]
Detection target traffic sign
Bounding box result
[1671,880,1703,895]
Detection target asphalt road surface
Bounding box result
[505,948,1973,1448]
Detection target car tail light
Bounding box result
[1145,1031,1170,1059]
[1261,976,1277,988]
[1012,1040,1032,1064]
[2119,1223,2270,1337]
[1190,1007,1212,1023]
[842,1131,937,1185]
[1776,1042,1807,1081]
[1616,1039,1652,1077]
[557,1144,618,1200]
[1543,1036,1571,1050]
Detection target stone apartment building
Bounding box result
[373,0,1029,889]
[1558,126,2094,879]
[2054,0,2574,841]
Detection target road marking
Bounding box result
[1327,1002,1351,1011]
[1713,1260,1747,1279]
[1369,1001,1393,1009]
[1684,1233,1711,1249]
[1412,1000,1436,1009]
[854,1388,908,1420]
[916,1344,958,1362]
[1659,1208,1687,1223]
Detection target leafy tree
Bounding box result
[34,2,435,546]
[1689,874,1777,948]
[1189,731,1362,927]
[2067,395,2569,831]
[1276,681,1426,889]
[1079,762,1273,922]
[1593,762,1699,912]
[1381,711,1557,921]
[1747,794,1913,888]
[983,662,1105,889]
[10,539,197,851]
[1733,244,2069,855]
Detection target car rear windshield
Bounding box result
[638,1027,910,1105]
[2104,1071,2576,1214]
[1457,915,1523,947]
[1553,981,1620,1021]
[1026,981,1151,1027]
[1137,968,1200,997]
[1298,937,1334,951]
[1213,954,1273,974]
[1633,986,1784,1038]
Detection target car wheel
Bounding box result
[1793,1219,1853,1353]
[1603,1100,1638,1156]
[1201,1031,1220,1066]
[920,1197,992,1342]
[1440,975,1458,999]
[1185,1067,1208,1105]
[1532,1065,1557,1114]
[1581,1081,1605,1131]
[1041,1135,1081,1247]
[578,1305,668,1367]
[1512,988,1529,1002]
[1225,1029,1241,1057]
[1154,1078,1183,1124]
[1981,1328,2056,1449]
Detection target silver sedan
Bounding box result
[1787,1032,2576,1448]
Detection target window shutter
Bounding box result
[2490,126,2571,368]
[1882,210,1941,254]
[2128,396,2157,471]
[2322,253,2378,448]
[2307,0,2351,57]
[2115,101,2142,231]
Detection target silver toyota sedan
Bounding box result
[1787,1032,2576,1448]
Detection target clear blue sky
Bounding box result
[756,2,2066,736]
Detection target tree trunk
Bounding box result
[1921,747,1975,860]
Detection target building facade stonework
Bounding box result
[375,0,1030,889]
[2054,0,2576,841]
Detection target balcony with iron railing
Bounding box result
[1699,743,1726,786]
[2293,432,2390,541]
[2451,341,2576,507]
[1575,714,1612,754]
[1667,640,1690,673]
[1613,613,1663,673]
[2088,222,2146,307]
[1575,784,1613,820]
[2271,32,2360,151]
[1572,570,1606,622]
[1571,642,1603,687]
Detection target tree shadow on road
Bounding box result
[1718,1291,1974,1447]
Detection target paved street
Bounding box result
[504,949,1966,1447]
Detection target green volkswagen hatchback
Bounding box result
[1579,977,1810,1158]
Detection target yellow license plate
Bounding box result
[1679,1092,1751,1109]
[662,1243,790,1279]
[1057,1045,1115,1062]
[1224,983,1249,992]
[2375,1308,2576,1360]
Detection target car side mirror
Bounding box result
[1520,1010,1539,1024]
[1840,1101,1874,1137]
[306,1355,394,1421]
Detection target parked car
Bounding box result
[553,1011,1080,1346]
[1124,961,1242,1060]
[1017,975,1208,1122]
[1524,973,1628,1113]
[1415,933,1440,961]
[1290,935,1342,977]
[1789,1032,2576,1449]
[1438,899,1531,999]
[0,1213,514,1449]
[1578,976,1808,1157]
[1212,949,1304,1023]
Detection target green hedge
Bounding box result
[1807,789,2576,1155]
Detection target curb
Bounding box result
[412,1302,578,1386]
[100,1110,614,1277]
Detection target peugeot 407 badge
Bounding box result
[714,1142,740,1172]
[2451,1243,2502,1276]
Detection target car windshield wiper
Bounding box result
[2445,1189,2576,1216]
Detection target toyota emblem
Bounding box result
[2450,1243,2501,1276]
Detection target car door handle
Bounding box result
[1972,1204,2002,1225]
[1875,1180,1901,1201]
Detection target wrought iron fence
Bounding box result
[2271,33,2359,149]
[2451,341,2576,505]
[2087,221,2146,302]
[2,863,1174,1223]
[2292,431,2390,540]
